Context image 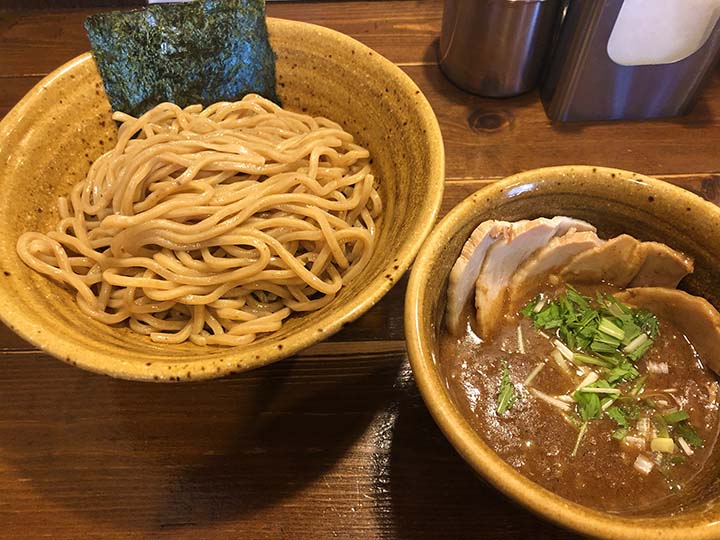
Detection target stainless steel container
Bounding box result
[541,0,720,122]
[438,0,560,97]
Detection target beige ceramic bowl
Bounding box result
[0,18,444,381]
[405,165,720,539]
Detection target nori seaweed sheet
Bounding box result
[85,0,279,117]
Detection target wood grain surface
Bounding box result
[0,1,719,539]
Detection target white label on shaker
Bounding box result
[607,0,720,66]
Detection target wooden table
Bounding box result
[1,2,720,538]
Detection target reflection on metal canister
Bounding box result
[541,0,720,122]
[439,0,561,97]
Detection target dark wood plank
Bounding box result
[405,65,720,179]
[0,75,40,118]
[1,4,719,539]
[0,351,577,539]
[0,1,440,78]
[5,66,720,179]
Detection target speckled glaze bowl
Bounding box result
[0,18,444,381]
[405,166,720,539]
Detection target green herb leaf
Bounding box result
[520,296,540,318]
[606,361,640,384]
[675,421,704,448]
[573,386,604,422]
[496,360,518,415]
[634,309,660,339]
[612,427,629,440]
[606,406,628,426]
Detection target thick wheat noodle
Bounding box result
[16,94,382,346]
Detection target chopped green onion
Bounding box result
[573,353,613,368]
[598,317,625,341]
[653,415,670,438]
[623,333,649,354]
[629,376,647,396]
[663,410,690,424]
[651,437,676,453]
[627,338,654,362]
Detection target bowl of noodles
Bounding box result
[0,18,444,381]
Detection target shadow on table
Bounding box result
[0,352,399,532]
[377,360,580,540]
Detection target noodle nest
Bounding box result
[16,94,382,346]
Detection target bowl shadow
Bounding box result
[376,360,581,540]
[0,352,399,533]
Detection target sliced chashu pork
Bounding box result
[474,216,595,338]
[559,234,642,287]
[616,287,720,375]
[446,220,511,335]
[506,230,605,312]
[628,242,694,288]
[559,234,693,289]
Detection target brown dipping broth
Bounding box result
[439,285,720,515]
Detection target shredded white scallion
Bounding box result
[553,340,574,362]
[633,454,655,475]
[708,382,719,404]
[637,417,652,438]
[646,361,669,374]
[678,436,695,456]
[550,349,572,376]
[575,372,599,391]
[556,395,575,404]
[529,388,572,412]
[576,387,620,395]
[517,325,525,354]
[624,436,646,450]
[523,361,545,386]
[538,330,550,340]
[667,393,684,408]
[601,397,618,412]
[533,297,547,313]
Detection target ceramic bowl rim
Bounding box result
[405,165,720,539]
[0,17,445,381]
